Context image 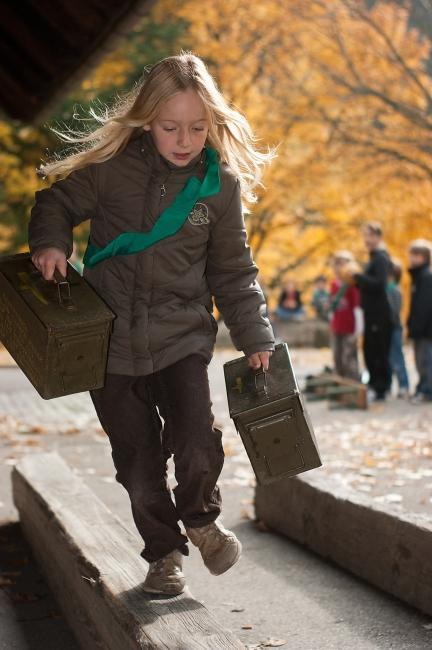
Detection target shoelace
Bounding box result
[150,554,178,577]
[197,524,232,554]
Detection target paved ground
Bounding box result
[1,347,432,649]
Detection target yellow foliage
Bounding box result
[80,53,134,96]
[1,0,431,320]
[0,122,15,150]
[155,0,432,309]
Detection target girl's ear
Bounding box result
[143,124,151,131]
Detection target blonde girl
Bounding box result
[29,53,275,595]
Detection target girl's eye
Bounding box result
[162,127,205,132]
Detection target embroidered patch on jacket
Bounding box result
[188,202,210,226]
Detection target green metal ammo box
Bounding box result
[0,252,115,399]
[224,342,322,485]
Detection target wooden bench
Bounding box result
[11,452,244,650]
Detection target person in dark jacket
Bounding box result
[407,239,432,403]
[352,222,392,400]
[28,54,276,596]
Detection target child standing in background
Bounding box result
[387,260,409,398]
[28,53,276,595]
[312,275,330,322]
[329,251,363,381]
[407,240,432,403]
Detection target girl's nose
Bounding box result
[178,129,191,148]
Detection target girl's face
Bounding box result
[145,89,209,167]
[333,259,347,278]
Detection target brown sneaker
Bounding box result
[143,549,186,596]
[185,521,242,576]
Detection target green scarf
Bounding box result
[83,146,221,269]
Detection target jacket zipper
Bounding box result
[159,170,171,207]
[147,170,171,313]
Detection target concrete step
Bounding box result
[255,471,432,618]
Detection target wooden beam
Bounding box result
[0,3,61,76]
[11,452,244,650]
[305,373,367,409]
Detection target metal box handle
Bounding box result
[53,269,75,310]
[254,368,269,398]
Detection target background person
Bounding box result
[387,259,409,398]
[275,280,305,321]
[329,251,362,381]
[353,222,392,401]
[407,239,432,403]
[312,275,330,322]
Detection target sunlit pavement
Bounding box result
[0,349,432,649]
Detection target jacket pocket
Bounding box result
[191,303,217,335]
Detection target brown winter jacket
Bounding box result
[28,130,275,375]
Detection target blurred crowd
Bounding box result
[272,223,432,403]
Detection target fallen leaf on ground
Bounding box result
[242,624,253,629]
[373,493,403,503]
[261,640,287,647]
[240,508,253,520]
[28,425,46,434]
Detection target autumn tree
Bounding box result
[164,0,432,304]
[1,0,431,313]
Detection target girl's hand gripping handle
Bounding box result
[247,350,272,371]
[31,247,67,281]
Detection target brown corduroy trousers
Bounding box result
[90,353,225,563]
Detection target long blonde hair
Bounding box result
[40,53,275,204]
